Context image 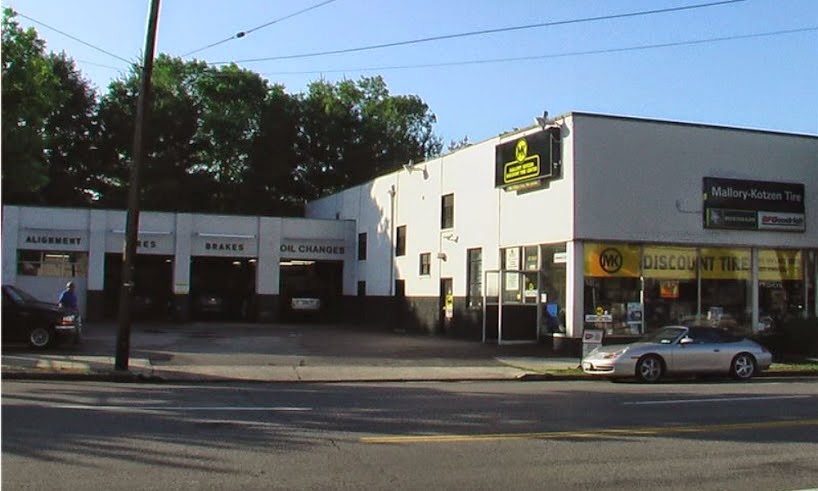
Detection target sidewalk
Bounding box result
[1,321,583,383]
[3,321,814,383]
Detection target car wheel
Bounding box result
[730,353,756,380]
[29,326,53,349]
[636,355,664,382]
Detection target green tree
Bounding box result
[2,8,100,205]
[39,52,101,206]
[94,55,214,212]
[298,76,442,200]
[2,8,56,201]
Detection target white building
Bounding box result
[2,207,356,322]
[306,112,818,351]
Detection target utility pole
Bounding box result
[115,0,161,371]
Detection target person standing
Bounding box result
[58,281,82,344]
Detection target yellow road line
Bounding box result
[360,418,818,444]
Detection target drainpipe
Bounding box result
[388,183,396,296]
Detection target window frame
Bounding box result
[396,225,407,257]
[441,194,454,229]
[419,252,431,276]
[466,248,483,309]
[357,232,367,261]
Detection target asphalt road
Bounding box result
[3,379,818,490]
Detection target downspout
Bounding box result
[388,181,397,296]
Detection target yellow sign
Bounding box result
[759,249,802,281]
[698,247,750,280]
[642,246,698,279]
[503,138,540,184]
[584,243,641,278]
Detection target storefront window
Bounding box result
[808,250,817,318]
[583,243,642,336]
[540,244,567,333]
[758,249,804,330]
[501,247,522,303]
[17,250,88,277]
[698,247,751,333]
[642,246,698,331]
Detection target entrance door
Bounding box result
[439,278,453,332]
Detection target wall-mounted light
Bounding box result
[534,110,561,130]
[442,233,459,243]
[436,252,447,261]
[402,159,429,179]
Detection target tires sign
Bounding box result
[703,177,805,232]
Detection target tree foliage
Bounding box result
[1,9,444,215]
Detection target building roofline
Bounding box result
[566,111,818,139]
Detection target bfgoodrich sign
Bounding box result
[703,177,805,232]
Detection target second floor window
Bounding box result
[441,194,454,229]
[396,225,406,256]
[358,232,367,260]
[419,253,431,276]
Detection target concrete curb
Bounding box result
[3,366,816,383]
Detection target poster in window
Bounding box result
[660,280,680,299]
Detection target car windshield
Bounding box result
[640,326,687,344]
[3,285,42,304]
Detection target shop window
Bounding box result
[358,232,367,261]
[808,250,817,318]
[396,226,406,257]
[501,247,522,303]
[357,281,366,296]
[466,248,482,309]
[441,194,454,229]
[17,250,88,277]
[583,243,643,336]
[642,245,699,332]
[419,253,431,276]
[758,249,804,330]
[540,244,567,334]
[699,247,751,334]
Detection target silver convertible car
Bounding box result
[582,325,772,382]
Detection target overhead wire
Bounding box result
[247,27,818,76]
[213,0,749,65]
[180,0,338,57]
[14,11,134,65]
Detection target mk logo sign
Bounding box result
[599,248,623,274]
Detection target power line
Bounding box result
[181,0,338,58]
[213,0,748,65]
[247,27,818,76]
[14,11,134,65]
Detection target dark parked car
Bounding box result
[2,284,81,348]
[193,291,227,317]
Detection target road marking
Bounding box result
[360,418,818,445]
[49,405,312,412]
[622,395,811,406]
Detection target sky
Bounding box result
[5,0,818,145]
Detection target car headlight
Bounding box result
[600,347,628,359]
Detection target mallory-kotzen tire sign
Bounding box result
[703,177,805,232]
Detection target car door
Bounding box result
[674,327,725,372]
[2,289,25,342]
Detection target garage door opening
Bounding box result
[190,257,256,321]
[280,260,342,322]
[104,254,173,320]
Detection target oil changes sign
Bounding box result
[495,128,559,190]
[703,177,805,232]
